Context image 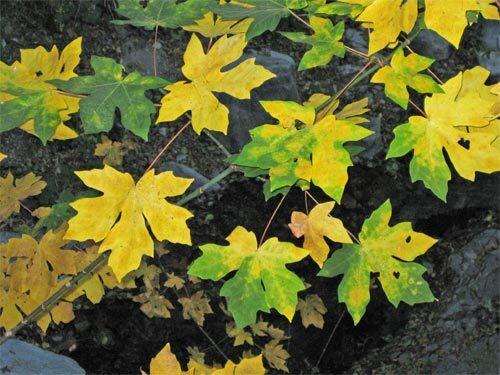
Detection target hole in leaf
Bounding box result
[35,70,43,77]
[293,157,298,163]
[405,235,411,243]
[458,138,470,150]
[393,271,400,279]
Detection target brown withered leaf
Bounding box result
[164,272,185,290]
[263,339,290,372]
[226,322,254,346]
[297,294,327,329]
[178,291,213,326]
[133,290,174,319]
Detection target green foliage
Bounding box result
[52,56,168,140]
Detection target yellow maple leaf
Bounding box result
[0,152,6,162]
[65,165,194,281]
[424,0,479,48]
[289,201,352,267]
[182,11,252,38]
[157,34,276,134]
[354,0,417,55]
[0,37,82,140]
[0,172,46,222]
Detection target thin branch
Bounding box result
[203,129,232,158]
[259,192,289,247]
[345,45,369,59]
[146,120,192,173]
[315,309,346,368]
[408,99,426,117]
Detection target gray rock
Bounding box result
[411,29,454,61]
[162,162,220,192]
[480,20,500,51]
[344,28,368,53]
[348,229,500,374]
[478,50,500,81]
[120,37,180,80]
[216,50,300,152]
[0,338,85,375]
[0,231,20,244]
[357,114,383,163]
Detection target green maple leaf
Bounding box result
[234,100,372,202]
[281,16,345,70]
[286,0,308,9]
[113,0,214,29]
[52,57,168,140]
[211,0,290,40]
[318,200,438,325]
[312,0,363,17]
[371,47,442,108]
[188,226,308,328]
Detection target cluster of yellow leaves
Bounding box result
[133,264,174,319]
[0,172,46,222]
[0,227,133,332]
[289,201,352,267]
[157,34,275,134]
[65,165,194,281]
[149,342,265,375]
[0,38,82,141]
[94,135,137,167]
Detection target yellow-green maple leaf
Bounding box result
[189,226,309,328]
[289,201,352,266]
[319,200,438,325]
[371,47,443,108]
[354,0,417,55]
[0,172,46,223]
[65,165,194,281]
[387,66,500,201]
[157,34,275,134]
[0,38,82,142]
[182,11,252,38]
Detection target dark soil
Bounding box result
[1,1,498,374]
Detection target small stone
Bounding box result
[0,339,85,374]
[411,30,454,61]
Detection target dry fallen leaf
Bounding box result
[297,294,327,329]
[178,290,213,326]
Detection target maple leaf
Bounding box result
[0,152,6,162]
[134,290,175,318]
[263,339,290,372]
[354,0,417,55]
[157,34,274,134]
[188,226,309,328]
[65,165,194,281]
[178,290,213,325]
[297,294,327,329]
[319,200,438,325]
[313,0,365,17]
[0,38,81,143]
[387,66,500,201]
[226,321,254,346]
[149,342,265,374]
[164,272,185,290]
[53,56,167,140]
[286,0,308,9]
[0,172,46,223]
[371,47,443,108]
[234,103,372,202]
[280,16,345,71]
[0,228,79,331]
[423,0,497,49]
[211,0,290,40]
[289,201,352,266]
[94,135,136,167]
[182,11,253,38]
[113,0,213,29]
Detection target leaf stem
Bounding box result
[54,90,87,99]
[146,120,192,173]
[258,191,289,247]
[315,309,345,368]
[153,25,159,77]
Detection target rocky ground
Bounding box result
[0,1,498,374]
